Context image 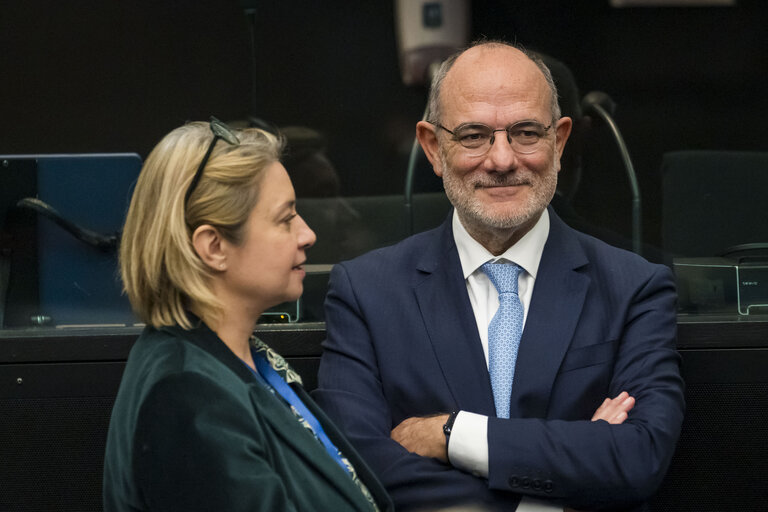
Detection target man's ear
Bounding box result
[554,116,573,171]
[192,224,227,272]
[416,121,445,178]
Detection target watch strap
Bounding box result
[443,410,459,442]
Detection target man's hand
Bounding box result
[391,414,450,463]
[591,391,635,424]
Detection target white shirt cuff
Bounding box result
[516,497,563,511]
[446,411,489,477]
[447,412,563,512]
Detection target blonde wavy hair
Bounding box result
[120,121,283,329]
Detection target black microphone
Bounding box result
[239,1,259,121]
[581,91,616,117]
[403,69,436,236]
[15,198,119,252]
[581,91,643,256]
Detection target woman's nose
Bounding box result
[297,214,316,249]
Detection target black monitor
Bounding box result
[0,154,141,328]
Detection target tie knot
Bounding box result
[481,262,522,294]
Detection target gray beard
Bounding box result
[439,149,558,231]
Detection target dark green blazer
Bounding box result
[103,322,392,512]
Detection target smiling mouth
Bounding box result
[474,176,531,189]
[475,183,531,201]
[476,182,530,192]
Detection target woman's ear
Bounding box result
[192,224,227,271]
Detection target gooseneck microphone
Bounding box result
[16,198,119,251]
[580,91,643,256]
[403,67,436,236]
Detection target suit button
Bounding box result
[509,476,519,488]
[532,479,542,491]
[543,480,554,493]
[521,477,531,489]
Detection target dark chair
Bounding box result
[661,150,768,257]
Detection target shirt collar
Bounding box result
[453,208,550,280]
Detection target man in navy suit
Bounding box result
[314,41,684,511]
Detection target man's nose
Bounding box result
[484,132,519,171]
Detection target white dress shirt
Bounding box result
[447,209,561,511]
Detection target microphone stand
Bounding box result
[582,92,642,256]
[404,61,441,235]
[241,1,260,123]
[404,103,430,236]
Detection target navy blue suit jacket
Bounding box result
[314,208,685,511]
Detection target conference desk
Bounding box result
[1,317,766,511]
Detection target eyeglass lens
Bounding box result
[447,122,552,156]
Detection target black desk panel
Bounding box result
[0,320,766,511]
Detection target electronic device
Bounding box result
[258,264,332,324]
[675,248,768,316]
[0,154,141,328]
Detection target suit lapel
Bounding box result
[509,209,590,418]
[414,215,496,416]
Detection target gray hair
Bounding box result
[426,40,562,125]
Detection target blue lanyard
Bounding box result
[248,351,350,474]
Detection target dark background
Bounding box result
[1,0,767,250]
[1,5,767,509]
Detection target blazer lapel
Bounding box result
[509,209,590,418]
[414,215,496,416]
[295,385,394,512]
[252,385,379,511]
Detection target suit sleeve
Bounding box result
[314,263,521,511]
[133,372,299,512]
[486,264,685,510]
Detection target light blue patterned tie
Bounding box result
[481,262,524,419]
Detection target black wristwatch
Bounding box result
[443,411,459,443]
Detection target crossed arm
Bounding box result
[391,392,636,463]
[316,260,684,511]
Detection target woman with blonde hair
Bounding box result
[103,118,392,512]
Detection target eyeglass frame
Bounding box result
[183,116,240,209]
[434,120,555,156]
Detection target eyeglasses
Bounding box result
[184,116,240,208]
[436,121,553,157]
